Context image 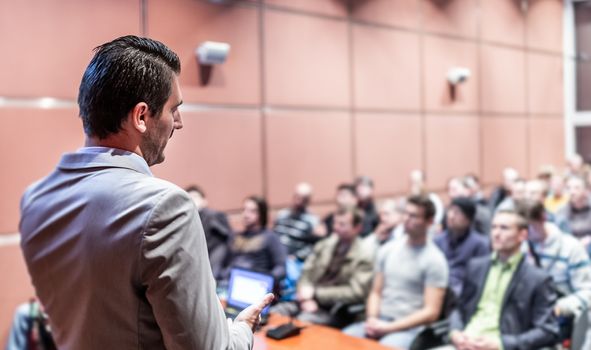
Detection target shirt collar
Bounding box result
[57,146,152,176]
[491,251,522,270]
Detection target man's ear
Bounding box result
[130,102,150,134]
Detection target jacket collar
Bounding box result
[57,147,152,176]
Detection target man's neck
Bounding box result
[497,248,520,263]
[85,134,140,156]
[449,227,469,240]
[407,232,427,246]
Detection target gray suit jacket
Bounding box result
[453,255,559,350]
[20,147,253,349]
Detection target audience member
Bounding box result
[447,177,492,235]
[6,301,55,350]
[186,185,232,278]
[464,173,487,206]
[362,198,406,258]
[274,183,324,300]
[323,183,358,234]
[524,179,557,223]
[220,196,286,286]
[274,208,373,326]
[274,182,323,261]
[488,167,520,211]
[410,170,445,227]
[344,195,449,349]
[545,174,569,214]
[438,209,559,350]
[496,178,526,212]
[556,176,591,253]
[355,176,380,237]
[518,200,591,319]
[434,197,490,298]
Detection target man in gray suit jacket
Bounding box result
[440,209,559,350]
[19,35,272,350]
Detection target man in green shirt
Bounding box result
[442,210,559,350]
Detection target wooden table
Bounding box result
[253,314,397,350]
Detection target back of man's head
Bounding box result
[515,199,545,223]
[78,35,181,139]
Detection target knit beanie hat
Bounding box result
[451,197,476,222]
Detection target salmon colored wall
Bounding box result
[0,0,565,344]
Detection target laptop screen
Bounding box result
[227,268,274,314]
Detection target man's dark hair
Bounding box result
[184,185,205,198]
[407,195,436,220]
[335,207,364,227]
[78,35,181,139]
[247,195,269,229]
[336,183,356,195]
[514,199,546,222]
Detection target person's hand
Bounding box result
[297,285,315,301]
[234,293,274,332]
[450,331,471,350]
[364,318,391,339]
[300,299,318,313]
[470,336,501,350]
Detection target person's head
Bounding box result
[525,179,548,204]
[567,154,585,173]
[78,35,183,166]
[464,173,481,197]
[502,167,520,190]
[242,196,268,230]
[566,175,589,209]
[549,174,566,197]
[409,170,425,195]
[515,199,546,242]
[291,182,312,211]
[403,195,435,239]
[490,210,528,258]
[185,185,207,210]
[333,207,364,242]
[354,176,374,203]
[335,183,357,209]
[377,199,405,231]
[536,165,555,185]
[447,177,470,200]
[510,178,526,200]
[446,197,476,234]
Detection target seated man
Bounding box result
[518,200,591,347]
[185,185,232,278]
[362,198,406,259]
[220,196,286,286]
[323,183,358,235]
[273,182,325,300]
[355,176,380,237]
[439,209,559,350]
[6,300,55,350]
[556,175,591,254]
[434,197,490,298]
[274,182,323,261]
[344,195,449,349]
[273,207,374,326]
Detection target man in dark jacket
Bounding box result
[186,185,232,278]
[444,209,559,350]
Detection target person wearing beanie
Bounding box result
[434,197,491,297]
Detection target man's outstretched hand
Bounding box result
[234,293,275,332]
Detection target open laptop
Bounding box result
[224,268,274,324]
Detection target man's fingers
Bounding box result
[255,293,275,312]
